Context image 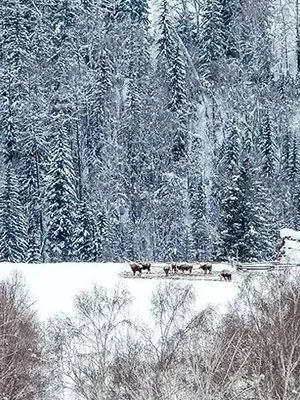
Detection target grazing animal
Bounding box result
[171,263,178,273]
[140,262,151,272]
[171,263,193,274]
[163,266,170,276]
[130,263,142,276]
[220,270,232,281]
[176,263,193,274]
[199,263,212,274]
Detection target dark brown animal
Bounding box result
[171,262,178,273]
[220,270,232,281]
[163,266,170,276]
[130,263,142,276]
[140,262,151,272]
[176,263,193,274]
[199,263,212,274]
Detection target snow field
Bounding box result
[0,262,237,322]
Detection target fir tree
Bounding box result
[198,0,226,82]
[157,0,175,73]
[168,44,187,113]
[27,203,41,263]
[288,134,298,184]
[289,135,300,229]
[130,0,149,24]
[260,111,277,178]
[0,164,27,262]
[218,120,241,259]
[73,200,98,262]
[189,176,208,260]
[45,127,77,262]
[169,44,188,161]
[177,8,197,50]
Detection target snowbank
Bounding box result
[0,262,237,322]
[280,228,300,241]
[279,229,300,264]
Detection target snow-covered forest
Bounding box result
[1,0,300,263]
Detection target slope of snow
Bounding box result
[280,228,300,241]
[0,263,237,322]
[280,229,300,264]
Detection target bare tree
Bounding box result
[48,285,132,400]
[46,274,300,400]
[234,272,300,400]
[144,283,200,400]
[0,273,44,400]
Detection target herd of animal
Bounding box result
[129,261,232,281]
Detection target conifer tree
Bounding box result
[169,44,188,161]
[0,165,27,262]
[218,120,242,259]
[45,127,77,262]
[0,0,32,263]
[74,200,98,262]
[260,111,277,178]
[189,176,208,260]
[157,0,174,65]
[130,0,149,24]
[27,203,41,263]
[198,0,226,82]
[289,135,300,229]
[288,134,298,184]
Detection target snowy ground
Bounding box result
[0,262,238,322]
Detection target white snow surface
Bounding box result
[282,241,300,264]
[0,263,237,322]
[280,229,300,264]
[280,228,300,241]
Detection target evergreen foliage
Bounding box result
[0,165,27,262]
[0,0,299,263]
[45,127,77,262]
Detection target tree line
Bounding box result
[1,0,300,263]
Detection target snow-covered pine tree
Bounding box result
[73,199,98,262]
[218,119,242,260]
[45,125,77,262]
[157,0,175,81]
[176,7,197,53]
[189,175,208,260]
[281,129,291,182]
[220,0,241,58]
[121,68,143,259]
[169,43,188,161]
[0,165,27,262]
[27,201,41,263]
[0,0,33,262]
[288,133,298,184]
[260,110,277,178]
[288,134,300,229]
[130,0,149,24]
[154,172,188,261]
[254,110,279,259]
[252,175,278,260]
[236,134,261,261]
[19,110,46,263]
[43,0,78,262]
[120,15,151,258]
[198,0,226,82]
[84,50,113,184]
